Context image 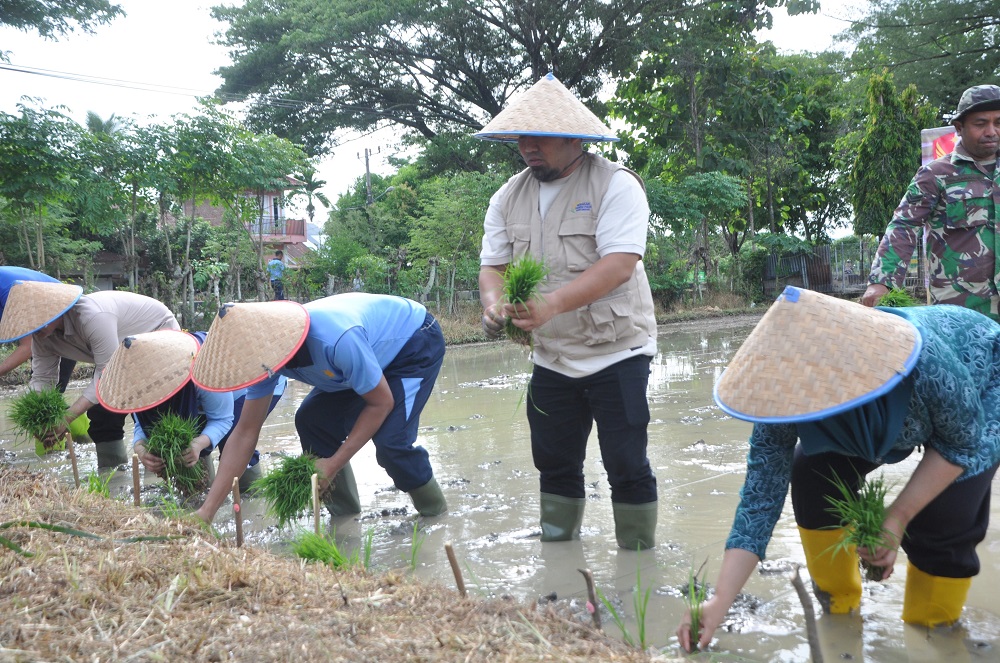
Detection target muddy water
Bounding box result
[2,315,998,662]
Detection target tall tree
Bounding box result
[0,0,123,38]
[211,0,797,157]
[842,0,1000,115]
[849,71,936,238]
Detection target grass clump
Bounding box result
[684,562,709,651]
[291,530,357,568]
[501,256,547,345]
[85,471,115,498]
[824,471,897,582]
[252,454,318,527]
[9,388,69,455]
[146,412,206,495]
[876,287,921,308]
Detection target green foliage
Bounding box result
[685,564,709,651]
[348,254,391,295]
[877,287,920,307]
[501,256,547,345]
[252,454,319,528]
[0,0,123,38]
[849,71,936,238]
[145,413,206,495]
[407,520,427,571]
[9,388,68,452]
[824,472,897,582]
[595,561,654,649]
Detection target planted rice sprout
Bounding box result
[146,412,205,495]
[291,531,357,568]
[501,256,547,345]
[684,561,709,650]
[824,471,898,582]
[9,388,70,455]
[252,454,319,528]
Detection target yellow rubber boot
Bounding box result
[901,562,971,627]
[798,526,862,614]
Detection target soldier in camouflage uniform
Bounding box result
[862,85,1000,319]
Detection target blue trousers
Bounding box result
[294,313,445,492]
[527,355,657,503]
[791,446,999,578]
[214,392,283,466]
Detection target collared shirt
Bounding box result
[30,291,179,403]
[246,293,426,400]
[725,305,1000,559]
[868,141,1000,319]
[131,387,234,449]
[267,258,285,280]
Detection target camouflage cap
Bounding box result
[952,85,1000,123]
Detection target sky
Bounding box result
[0,0,863,205]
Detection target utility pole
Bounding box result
[360,146,382,206]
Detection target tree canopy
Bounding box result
[0,0,123,38]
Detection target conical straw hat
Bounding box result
[714,286,922,423]
[192,301,309,392]
[474,73,619,143]
[0,281,83,342]
[97,330,200,413]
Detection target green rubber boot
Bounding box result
[322,463,362,517]
[539,492,585,542]
[409,477,447,516]
[612,500,658,550]
[95,438,129,468]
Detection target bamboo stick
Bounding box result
[445,542,466,597]
[132,454,140,506]
[577,568,601,630]
[232,477,243,548]
[311,473,320,536]
[791,565,823,663]
[66,434,80,488]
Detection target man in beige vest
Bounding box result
[476,74,658,550]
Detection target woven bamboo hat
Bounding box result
[0,281,83,343]
[192,301,309,392]
[714,286,922,423]
[474,73,619,143]
[97,330,199,413]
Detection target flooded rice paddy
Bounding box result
[2,314,998,661]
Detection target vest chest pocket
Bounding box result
[557,216,600,271]
[507,222,532,260]
[579,291,638,346]
[942,178,994,229]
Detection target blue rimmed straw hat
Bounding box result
[192,301,310,392]
[97,330,200,413]
[714,286,922,423]
[0,281,83,343]
[473,73,619,143]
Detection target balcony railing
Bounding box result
[248,216,305,239]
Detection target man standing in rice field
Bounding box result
[476,74,658,550]
[862,84,1000,320]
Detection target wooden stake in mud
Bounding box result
[577,568,601,630]
[445,542,466,598]
[791,565,823,663]
[131,454,141,506]
[232,477,244,548]
[65,433,80,488]
[311,473,321,536]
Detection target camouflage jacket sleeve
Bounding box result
[868,165,942,287]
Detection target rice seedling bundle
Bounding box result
[824,472,896,582]
[501,256,547,345]
[291,531,353,568]
[876,288,920,308]
[9,388,70,456]
[145,412,205,494]
[252,454,319,527]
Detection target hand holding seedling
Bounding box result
[857,510,906,580]
[133,441,165,473]
[481,303,506,340]
[181,435,212,467]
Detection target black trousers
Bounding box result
[791,445,999,578]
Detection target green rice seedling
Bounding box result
[361,526,375,570]
[876,287,921,308]
[595,586,635,647]
[632,560,652,650]
[8,388,69,455]
[501,256,547,345]
[824,471,898,582]
[85,470,115,498]
[145,412,205,495]
[684,562,709,651]
[252,454,319,528]
[408,520,427,570]
[291,531,357,568]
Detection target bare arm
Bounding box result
[677,547,760,652]
[0,338,33,377]
[479,264,508,339]
[314,376,394,485]
[195,396,270,523]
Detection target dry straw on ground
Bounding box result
[0,465,675,662]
